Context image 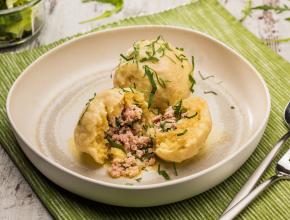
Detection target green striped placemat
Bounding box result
[1,0,290,219]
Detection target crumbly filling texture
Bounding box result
[153,106,177,132]
[106,104,155,178]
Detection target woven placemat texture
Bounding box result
[0,0,289,219]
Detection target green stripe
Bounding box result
[0,0,290,219]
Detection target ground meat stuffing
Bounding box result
[106,104,155,178]
[108,156,140,178]
[153,106,177,132]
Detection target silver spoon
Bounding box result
[220,148,290,219]
[221,101,290,218]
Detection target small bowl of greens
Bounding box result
[0,0,45,48]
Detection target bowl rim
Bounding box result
[6,25,271,190]
[0,0,41,15]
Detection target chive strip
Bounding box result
[158,164,170,180]
[175,53,188,63]
[198,71,215,80]
[120,53,133,61]
[78,93,96,125]
[188,56,196,93]
[177,129,188,136]
[135,178,142,182]
[165,54,176,63]
[106,137,125,151]
[140,56,159,63]
[154,72,167,88]
[189,74,196,92]
[185,112,198,119]
[144,65,157,108]
[173,163,178,176]
[173,100,183,120]
[204,90,218,95]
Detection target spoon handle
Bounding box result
[219,175,283,220]
[223,130,290,214]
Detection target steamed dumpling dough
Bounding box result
[74,88,152,165]
[154,97,212,163]
[114,36,194,110]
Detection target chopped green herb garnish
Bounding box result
[121,88,131,93]
[140,56,159,63]
[188,56,196,92]
[175,53,188,63]
[185,112,198,119]
[164,42,173,51]
[78,93,96,125]
[158,164,170,180]
[198,71,215,80]
[165,54,177,64]
[120,53,133,61]
[106,137,125,151]
[135,178,142,182]
[204,90,218,95]
[144,65,157,108]
[173,163,178,176]
[177,129,188,136]
[173,100,183,120]
[175,47,184,51]
[115,118,121,128]
[154,72,167,88]
[188,74,195,93]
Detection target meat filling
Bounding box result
[106,104,155,178]
[153,106,177,132]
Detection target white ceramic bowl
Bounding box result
[6,26,270,207]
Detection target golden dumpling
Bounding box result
[153,97,212,163]
[74,88,155,178]
[113,36,195,110]
[74,89,124,164]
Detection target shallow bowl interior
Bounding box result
[7,26,270,188]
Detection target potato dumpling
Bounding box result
[74,88,152,165]
[113,36,195,110]
[153,97,212,163]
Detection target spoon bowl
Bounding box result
[284,102,290,128]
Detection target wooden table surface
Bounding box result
[1,0,289,219]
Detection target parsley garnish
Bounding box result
[177,129,188,136]
[158,164,170,180]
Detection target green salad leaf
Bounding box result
[80,0,124,24]
[0,0,34,42]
